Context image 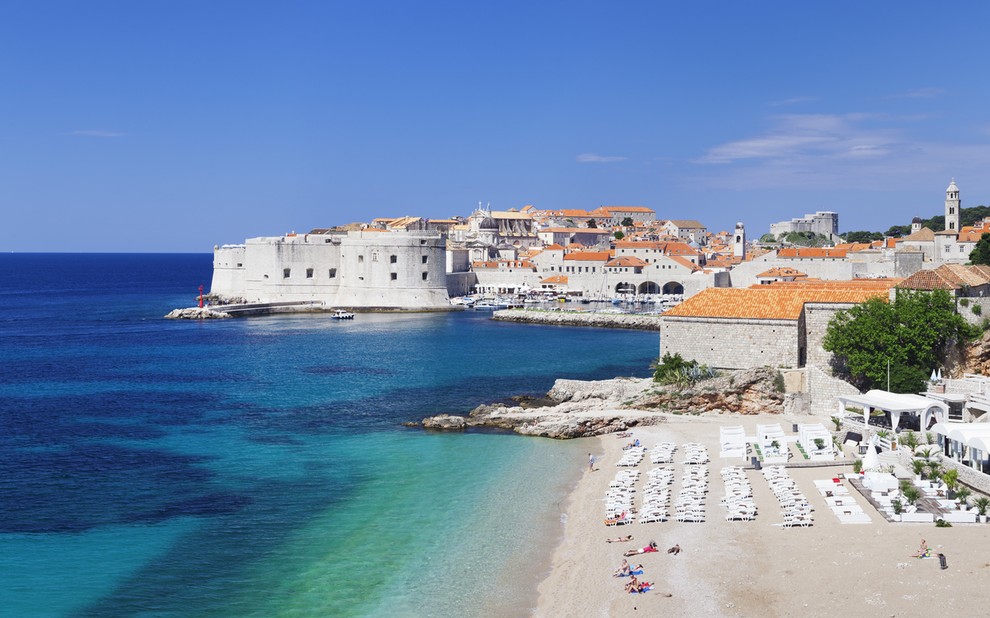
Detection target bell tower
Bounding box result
[945,179,960,233]
[733,222,746,259]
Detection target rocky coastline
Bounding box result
[164,307,232,319]
[491,308,662,330]
[413,366,787,439]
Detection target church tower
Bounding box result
[733,222,746,259]
[945,179,960,232]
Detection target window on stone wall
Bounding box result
[306,268,314,278]
[422,255,428,264]
[422,272,428,280]
[358,255,364,263]
[390,255,397,263]
[391,273,397,281]
[329,268,337,278]
[283,268,291,278]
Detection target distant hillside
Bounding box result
[842,204,990,242]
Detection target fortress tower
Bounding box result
[945,179,960,232]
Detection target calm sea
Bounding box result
[0,254,657,617]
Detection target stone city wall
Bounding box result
[660,316,799,369]
[492,309,663,331]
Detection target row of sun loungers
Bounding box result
[682,443,710,465]
[650,442,677,464]
[605,469,639,525]
[639,467,675,523]
[720,466,757,521]
[674,465,708,522]
[616,446,646,467]
[763,466,813,527]
[816,478,871,524]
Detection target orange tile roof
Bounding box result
[606,256,649,268]
[898,264,990,291]
[777,247,848,259]
[663,287,890,320]
[600,205,655,213]
[559,209,590,217]
[756,267,808,279]
[760,278,901,290]
[544,243,565,251]
[564,251,611,262]
[897,228,936,242]
[668,255,701,271]
[541,275,569,284]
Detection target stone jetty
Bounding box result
[491,308,662,330]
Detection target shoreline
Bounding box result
[492,308,663,330]
[532,414,990,617]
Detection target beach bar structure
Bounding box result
[719,426,746,459]
[930,422,990,473]
[836,390,948,433]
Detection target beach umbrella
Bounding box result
[930,369,938,382]
[937,368,943,381]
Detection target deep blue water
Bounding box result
[0,254,658,616]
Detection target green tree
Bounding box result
[613,231,624,240]
[621,217,634,227]
[969,233,990,265]
[587,219,598,228]
[823,289,977,393]
[758,233,777,243]
[844,230,883,243]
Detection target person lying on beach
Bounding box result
[667,544,681,555]
[606,535,633,543]
[613,559,631,577]
[623,541,659,557]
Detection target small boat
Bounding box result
[331,310,355,320]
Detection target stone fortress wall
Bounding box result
[660,316,801,369]
[211,230,451,309]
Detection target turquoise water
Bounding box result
[0,254,657,616]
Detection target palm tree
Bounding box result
[972,496,990,519]
[911,459,927,479]
[927,460,944,483]
[902,485,921,506]
[943,468,960,496]
[956,486,972,508]
[902,431,919,451]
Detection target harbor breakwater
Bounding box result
[492,308,663,330]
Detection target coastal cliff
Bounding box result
[416,367,786,439]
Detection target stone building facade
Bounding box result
[211,230,452,309]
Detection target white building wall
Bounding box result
[210,231,450,309]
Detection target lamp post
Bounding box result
[198,284,204,308]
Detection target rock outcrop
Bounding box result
[164,307,232,319]
[962,331,990,376]
[416,367,788,439]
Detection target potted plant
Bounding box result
[902,431,919,451]
[943,468,959,500]
[892,498,904,520]
[902,485,921,507]
[956,486,972,509]
[831,416,842,431]
[852,458,864,475]
[814,437,826,451]
[973,496,990,522]
[911,459,927,480]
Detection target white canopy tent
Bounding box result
[837,390,948,433]
[930,422,990,471]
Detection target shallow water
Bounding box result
[0,254,657,616]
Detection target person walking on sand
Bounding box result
[589,453,595,471]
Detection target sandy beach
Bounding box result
[535,413,990,618]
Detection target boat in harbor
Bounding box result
[331,310,355,320]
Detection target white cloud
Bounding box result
[690,112,990,191]
[576,153,626,163]
[68,130,125,138]
[768,96,819,107]
[888,87,945,99]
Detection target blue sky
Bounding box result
[4,1,990,252]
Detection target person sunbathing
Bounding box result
[911,539,930,558]
[613,559,631,577]
[667,544,681,555]
[606,535,633,543]
[623,576,639,593]
[623,541,659,557]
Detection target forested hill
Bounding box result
[843,205,990,243]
